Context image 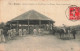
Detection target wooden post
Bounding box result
[16,21,19,35]
[21,24,23,35]
[45,24,47,30]
[39,20,41,28]
[52,23,53,29]
[28,20,30,34]
[10,24,11,30]
[48,21,51,30]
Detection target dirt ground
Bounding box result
[0,34,80,51]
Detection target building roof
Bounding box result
[11,10,54,21]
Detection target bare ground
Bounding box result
[0,34,80,51]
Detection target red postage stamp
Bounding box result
[69,7,80,20]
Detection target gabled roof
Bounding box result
[11,10,54,22]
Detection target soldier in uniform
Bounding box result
[10,29,14,39]
[19,29,22,36]
[38,29,41,35]
[13,29,16,37]
[71,28,77,39]
[0,29,2,43]
[7,29,11,40]
[33,28,37,35]
[23,29,27,36]
[0,28,5,43]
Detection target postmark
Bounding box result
[65,5,80,21]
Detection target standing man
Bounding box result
[7,29,11,40]
[33,28,37,35]
[0,28,5,43]
[0,29,2,43]
[38,28,41,35]
[23,29,27,36]
[13,29,16,37]
[71,28,76,39]
[19,29,22,36]
[62,24,67,38]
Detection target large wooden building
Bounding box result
[7,10,55,34]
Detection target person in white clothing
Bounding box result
[7,30,11,40]
[23,29,27,36]
[0,29,5,43]
[38,29,41,34]
[13,29,16,37]
[33,28,37,35]
[19,29,22,36]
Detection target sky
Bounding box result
[0,0,80,26]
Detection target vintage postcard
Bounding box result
[0,0,80,51]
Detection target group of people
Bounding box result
[33,28,42,35]
[0,28,28,43]
[0,26,78,43]
[53,27,77,39]
[18,29,27,36]
[7,29,17,40]
[7,28,29,39]
[0,28,43,43]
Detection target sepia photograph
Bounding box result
[0,0,80,51]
